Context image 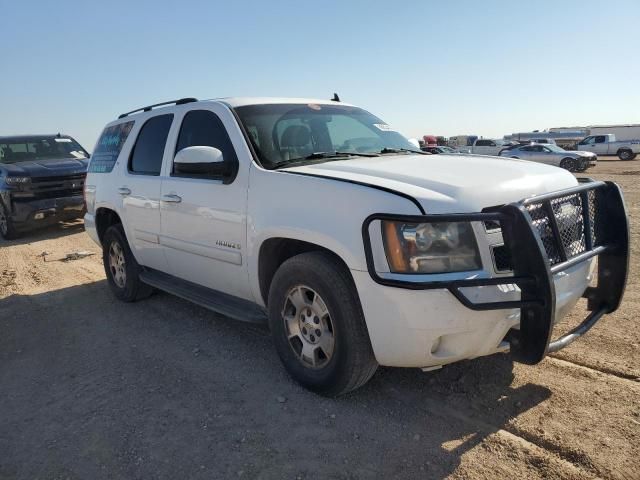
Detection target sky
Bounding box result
[1,0,639,150]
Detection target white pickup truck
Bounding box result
[456,138,512,156]
[577,134,640,160]
[84,97,629,396]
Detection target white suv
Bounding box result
[84,97,629,395]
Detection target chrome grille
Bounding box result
[526,191,603,266]
[489,188,605,273]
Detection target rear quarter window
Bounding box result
[88,121,135,173]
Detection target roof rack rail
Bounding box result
[118,97,198,119]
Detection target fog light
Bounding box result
[34,213,45,220]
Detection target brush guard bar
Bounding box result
[362,180,629,364]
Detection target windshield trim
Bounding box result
[231,103,418,171]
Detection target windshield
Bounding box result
[0,136,88,164]
[544,144,566,153]
[234,103,418,169]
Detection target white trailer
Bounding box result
[586,125,640,142]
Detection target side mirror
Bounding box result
[174,146,229,177]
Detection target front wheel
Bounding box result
[618,149,635,161]
[559,157,577,172]
[0,203,18,240]
[268,252,378,396]
[102,224,153,302]
[574,158,589,172]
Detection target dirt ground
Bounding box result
[0,157,638,480]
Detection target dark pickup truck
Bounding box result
[0,134,89,239]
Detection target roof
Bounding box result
[0,134,73,141]
[216,97,353,108]
[109,96,355,126]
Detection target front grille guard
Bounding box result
[361,179,629,364]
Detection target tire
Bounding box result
[268,251,378,396]
[102,224,153,302]
[617,149,635,161]
[559,157,577,172]
[0,202,19,240]
[574,158,588,172]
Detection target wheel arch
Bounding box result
[257,237,353,306]
[95,207,123,244]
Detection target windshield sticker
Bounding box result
[373,123,395,132]
[88,121,134,173]
[54,138,72,142]
[307,104,322,111]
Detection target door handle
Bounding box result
[162,194,182,203]
[118,187,131,196]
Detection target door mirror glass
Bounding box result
[173,146,228,177]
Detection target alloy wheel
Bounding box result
[282,285,335,369]
[108,241,127,288]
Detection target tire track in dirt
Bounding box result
[549,356,640,382]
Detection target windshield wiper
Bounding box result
[269,151,379,170]
[379,147,428,155]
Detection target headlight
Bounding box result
[382,220,481,273]
[5,176,31,185]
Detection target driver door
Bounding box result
[158,105,252,300]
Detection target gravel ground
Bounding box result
[0,157,638,479]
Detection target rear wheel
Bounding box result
[0,203,18,240]
[617,149,635,161]
[559,157,577,172]
[102,224,153,302]
[268,251,378,396]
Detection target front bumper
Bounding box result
[8,195,85,230]
[360,179,628,366]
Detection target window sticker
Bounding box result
[373,123,394,132]
[88,121,134,173]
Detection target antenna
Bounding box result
[331,93,340,102]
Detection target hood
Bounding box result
[283,154,578,213]
[2,157,88,178]
[573,151,596,158]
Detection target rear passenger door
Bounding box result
[120,114,173,271]
[159,105,252,300]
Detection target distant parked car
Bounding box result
[421,146,457,154]
[499,143,596,172]
[0,134,89,239]
[576,134,639,160]
[457,138,511,156]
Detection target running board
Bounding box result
[139,269,268,324]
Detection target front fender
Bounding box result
[246,166,422,306]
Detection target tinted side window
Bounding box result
[594,136,606,144]
[475,140,491,147]
[129,114,173,175]
[174,110,238,173]
[90,121,134,173]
